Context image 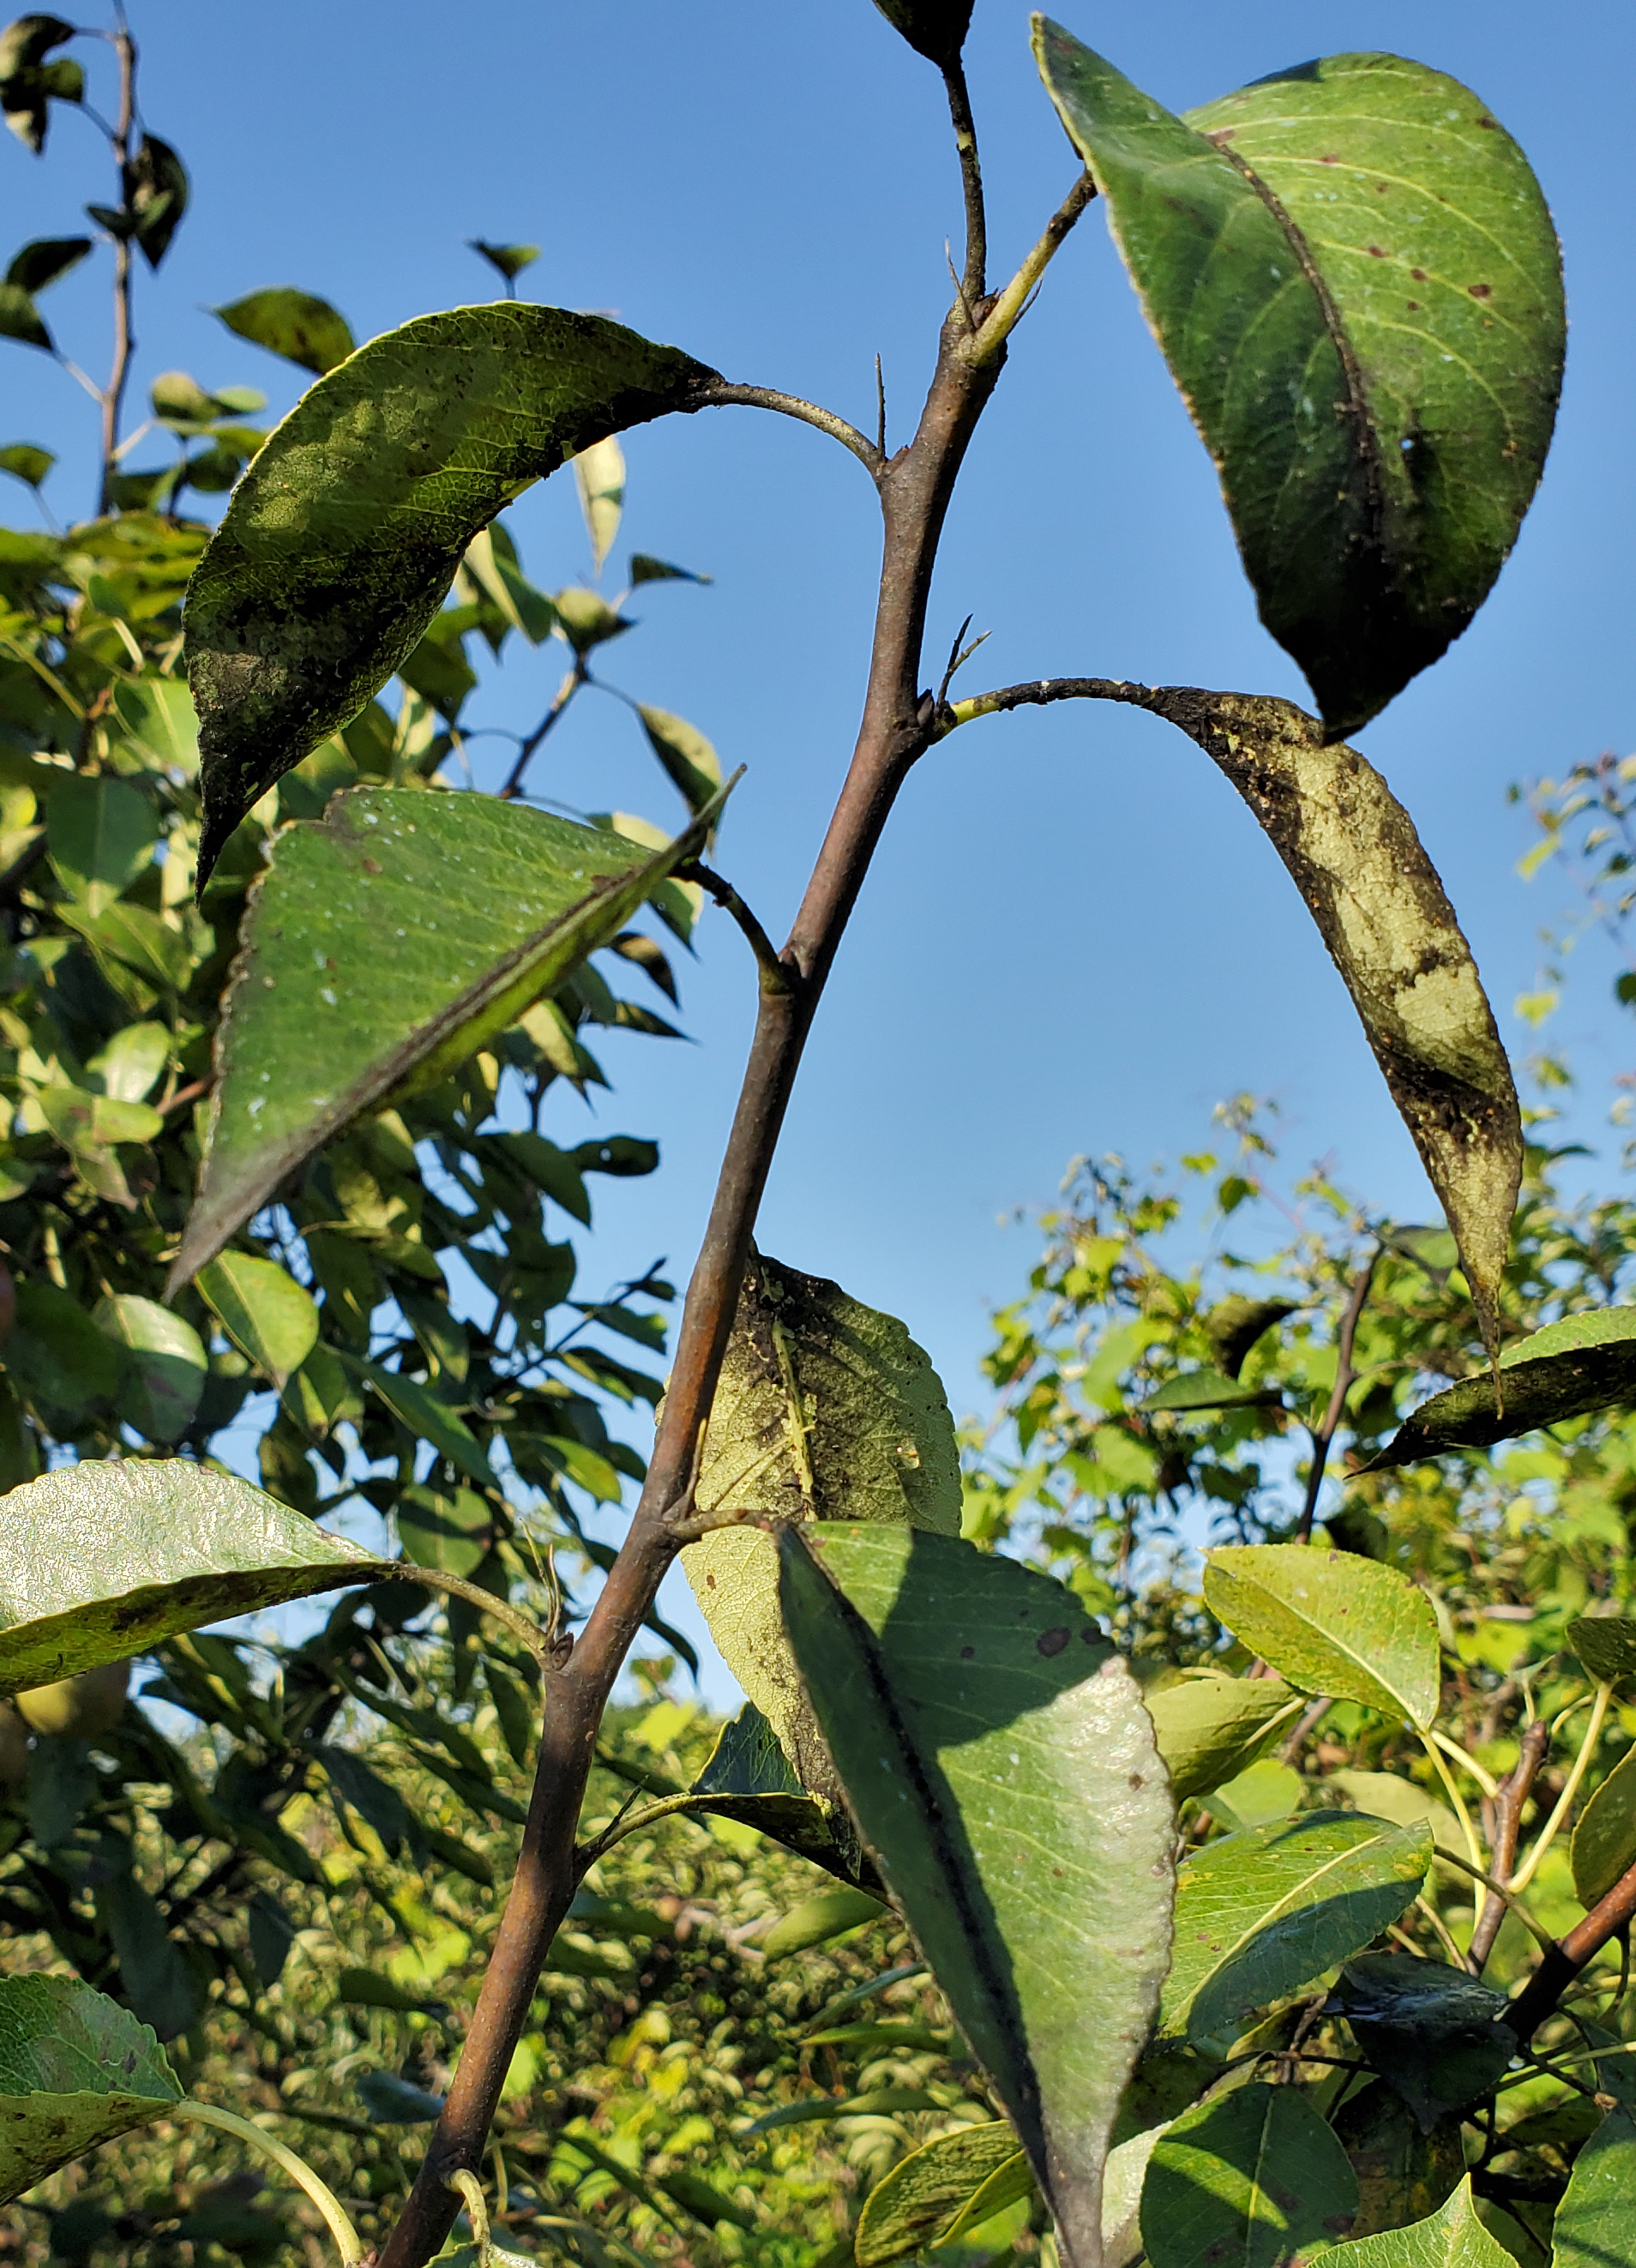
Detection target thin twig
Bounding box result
[958,171,1098,370]
[1295,1247,1379,1543]
[499,660,586,800]
[1510,1682,1610,1895]
[682,863,797,998]
[941,59,986,307]
[1431,1847,1556,1955]
[875,354,887,458]
[1471,1718,1551,1970]
[699,383,885,478]
[98,24,138,516]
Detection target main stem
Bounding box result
[376,314,1004,2268]
[97,25,137,517]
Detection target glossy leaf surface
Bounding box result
[1202,1544,1441,1725]
[1553,2107,1636,2268]
[1332,1958,1511,2132]
[1371,1307,1636,1469]
[779,1524,1175,2264]
[171,787,715,1286]
[1160,1813,1430,2051]
[1315,2179,1511,2265]
[1141,690,1519,1357]
[196,1251,319,1386]
[0,1460,383,1691]
[0,1974,180,2205]
[683,1252,960,1803]
[184,304,719,875]
[1034,25,1563,736]
[1141,2083,1357,2267]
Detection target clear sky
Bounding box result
[5,2,1633,1697]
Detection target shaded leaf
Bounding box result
[395,1483,491,1579]
[468,240,538,286]
[212,286,353,375]
[629,552,710,587]
[1142,1367,1281,1412]
[0,281,48,349]
[762,1886,884,1958]
[170,785,719,1286]
[93,1294,206,1442]
[1202,1543,1441,1726]
[96,1865,201,2038]
[779,1524,1175,2265]
[1204,1297,1302,1379]
[1141,2083,1357,2267]
[1332,1958,1512,2133]
[1138,689,1519,1358]
[184,305,719,875]
[0,1459,383,1691]
[1553,2107,1636,2268]
[855,2123,1025,2267]
[574,433,624,575]
[1567,1615,1636,1682]
[1570,1745,1636,1910]
[680,1702,884,1893]
[196,1252,319,1387]
[0,1973,181,2206]
[1371,1308,1636,1470]
[872,0,973,66]
[1314,2177,1511,2265]
[1034,27,1563,737]
[5,234,87,292]
[356,2071,446,2125]
[1160,1813,1431,2053]
[0,440,51,487]
[1144,1670,1299,1802]
[346,1356,496,1491]
[45,771,154,914]
[637,703,723,819]
[127,134,187,268]
[1332,2079,1465,2239]
[683,1250,961,1806]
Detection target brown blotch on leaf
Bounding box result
[1036,1627,1071,1658]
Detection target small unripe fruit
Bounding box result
[15,1659,130,1740]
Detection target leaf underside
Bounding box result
[170,785,717,1289]
[1034,24,1564,737]
[1369,1305,1636,1468]
[183,303,719,878]
[779,1524,1175,2264]
[0,1461,384,1692]
[0,1974,181,2207]
[1201,1543,1442,1726]
[1144,689,1519,1357]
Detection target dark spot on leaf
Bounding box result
[1320,153,1338,165]
[1036,1627,1070,1657]
[1410,268,1427,281]
[1368,245,1386,258]
[960,1645,974,1659]
[1080,1625,1099,1645]
[1469,283,1492,298]
[1406,300,1419,311]
[1375,182,1388,192]
[1477,116,1498,129]
[1128,1773,1144,1790]
[706,1573,715,1589]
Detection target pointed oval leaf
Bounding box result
[1160,1812,1432,2052]
[637,704,723,819]
[0,1459,387,1691]
[184,304,719,877]
[683,1252,961,1804]
[1140,689,1518,1357]
[1141,1367,1280,1412]
[1571,1747,1636,1910]
[1567,1615,1636,1683]
[779,1524,1176,2265]
[1034,25,1563,736]
[1370,1308,1636,1470]
[573,433,624,575]
[1553,2107,1636,2268]
[212,287,354,374]
[761,1885,885,1959]
[1202,1543,1441,1726]
[1145,1671,1299,1802]
[196,1252,319,1387]
[0,1973,181,2206]
[1141,2082,1358,2268]
[93,1294,206,1442]
[1314,2179,1513,2265]
[1332,1957,1513,2132]
[855,2123,1025,2268]
[169,786,719,1286]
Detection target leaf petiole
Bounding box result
[175,2100,364,2268]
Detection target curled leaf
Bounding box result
[1369,1307,1636,1469]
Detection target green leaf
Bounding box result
[87,1020,170,1101]
[184,305,719,876]
[5,234,87,292]
[196,1252,320,1387]
[779,1524,1175,2265]
[1033,26,1563,737]
[629,552,710,587]
[0,1459,382,1693]
[1553,2107,1636,2268]
[1205,1297,1302,1379]
[1571,1746,1636,1910]
[1332,2080,1465,2240]
[855,2123,1025,2267]
[211,287,354,375]
[574,434,624,575]
[0,15,73,79]
[1141,1367,1281,1412]
[680,1702,884,1892]
[637,704,723,819]
[111,677,199,776]
[1160,1813,1431,2053]
[683,1251,961,1805]
[169,786,719,1287]
[93,1295,207,1443]
[0,281,48,349]
[45,772,155,913]
[467,240,538,286]
[127,134,188,268]
[1371,1308,1636,1470]
[1141,2083,1358,2267]
[1134,689,1519,1361]
[0,1973,181,2206]
[872,0,973,66]
[1144,1670,1299,1802]
[1314,2178,1512,2265]
[1567,1615,1636,1682]
[0,440,51,487]
[332,1966,441,2015]
[761,1886,885,1959]
[395,1483,492,1579]
[96,1863,201,2037]
[1202,1544,1441,1726]
[9,1280,122,1426]
[462,526,557,643]
[345,1355,496,1491]
[550,584,631,655]
[1331,1958,1512,2132]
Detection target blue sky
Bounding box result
[4,2,1633,1695]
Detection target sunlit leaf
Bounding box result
[574,433,624,575]
[0,1973,181,2205]
[1314,2177,1512,2265]
[1371,1308,1636,1470]
[184,304,719,875]
[1144,1670,1299,1802]
[93,1294,206,1442]
[637,704,723,819]
[1553,2107,1636,2268]
[1141,2083,1357,2267]
[1202,1543,1441,1726]
[1571,1746,1636,1910]
[761,1886,884,1959]
[780,1524,1175,2266]
[196,1252,320,1387]
[211,286,353,375]
[855,2124,1025,2267]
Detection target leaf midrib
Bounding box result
[1236,1572,1424,1721]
